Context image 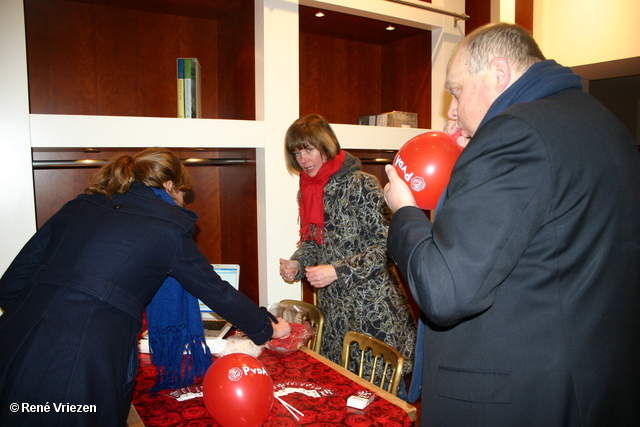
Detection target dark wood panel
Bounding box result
[464,0,491,35]
[24,0,254,119]
[218,4,255,120]
[516,0,534,33]
[382,32,432,129]
[299,5,427,45]
[219,149,258,301]
[300,12,431,127]
[347,149,396,188]
[464,0,533,35]
[32,147,260,304]
[300,32,383,124]
[70,0,248,20]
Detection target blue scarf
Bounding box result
[146,187,211,393]
[479,59,582,129]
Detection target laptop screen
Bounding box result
[199,264,240,319]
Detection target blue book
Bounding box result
[177,59,185,118]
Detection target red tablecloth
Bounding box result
[132,348,411,427]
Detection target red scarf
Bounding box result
[298,150,346,244]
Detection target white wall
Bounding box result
[0,0,35,274]
[534,0,640,67]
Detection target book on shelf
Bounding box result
[177,58,201,118]
[177,59,185,118]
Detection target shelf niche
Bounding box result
[299,5,433,128]
[32,147,260,303]
[24,0,255,120]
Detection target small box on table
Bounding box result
[346,390,375,410]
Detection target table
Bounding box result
[130,346,416,426]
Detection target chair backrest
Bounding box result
[341,331,404,396]
[279,299,325,353]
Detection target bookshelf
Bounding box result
[24,0,255,120]
[2,0,465,304]
[299,5,432,128]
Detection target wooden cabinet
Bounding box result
[299,5,432,128]
[7,0,463,303]
[32,147,261,302]
[24,1,432,127]
[24,0,255,120]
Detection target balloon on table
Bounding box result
[393,131,463,210]
[202,353,274,427]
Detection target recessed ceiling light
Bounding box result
[315,12,325,18]
[386,25,395,31]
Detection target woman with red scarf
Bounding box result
[279,114,416,396]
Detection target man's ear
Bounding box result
[489,57,511,93]
[162,181,174,193]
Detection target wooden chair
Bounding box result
[279,299,325,354]
[341,331,404,396]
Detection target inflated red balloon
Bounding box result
[393,131,463,210]
[202,353,274,427]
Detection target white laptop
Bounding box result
[199,264,240,339]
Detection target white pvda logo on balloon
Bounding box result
[228,367,243,381]
[393,131,463,210]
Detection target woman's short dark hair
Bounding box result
[284,114,341,175]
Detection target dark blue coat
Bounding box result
[0,182,273,426]
[389,87,640,426]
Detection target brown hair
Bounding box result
[455,22,545,75]
[85,147,192,197]
[284,114,341,175]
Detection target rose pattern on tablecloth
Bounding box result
[132,349,411,427]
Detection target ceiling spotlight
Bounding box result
[315,12,325,17]
[386,25,395,31]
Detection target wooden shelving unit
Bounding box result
[3,0,465,303]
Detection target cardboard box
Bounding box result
[378,111,418,128]
[358,111,418,128]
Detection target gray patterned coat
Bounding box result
[290,151,416,374]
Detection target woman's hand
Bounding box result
[305,265,337,288]
[271,317,291,339]
[279,258,299,282]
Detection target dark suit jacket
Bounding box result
[0,182,273,426]
[389,88,640,426]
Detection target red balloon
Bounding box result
[202,353,274,427]
[393,131,463,210]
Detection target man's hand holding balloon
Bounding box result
[385,131,463,212]
[384,164,418,213]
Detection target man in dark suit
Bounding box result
[384,23,640,426]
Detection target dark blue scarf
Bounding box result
[479,59,582,129]
[146,187,211,393]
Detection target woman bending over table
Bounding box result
[0,148,290,426]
